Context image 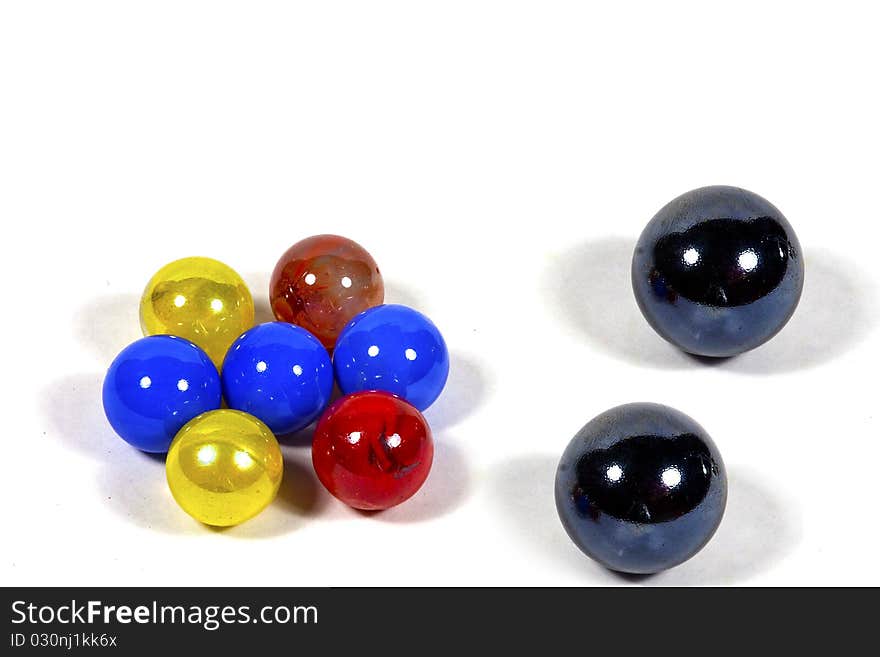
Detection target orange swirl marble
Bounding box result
[269,235,384,350]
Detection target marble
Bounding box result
[166,409,283,527]
[333,304,449,411]
[221,322,334,435]
[103,335,221,453]
[312,391,433,511]
[632,186,804,357]
[555,403,727,574]
[140,257,255,366]
[270,235,384,350]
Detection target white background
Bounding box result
[1,1,877,587]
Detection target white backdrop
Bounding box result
[2,1,877,586]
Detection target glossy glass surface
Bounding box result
[555,403,727,574]
[166,409,283,527]
[221,322,334,435]
[270,235,384,350]
[632,186,804,357]
[333,304,449,411]
[103,335,221,453]
[312,391,433,511]
[140,257,255,366]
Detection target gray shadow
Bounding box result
[244,271,274,324]
[75,294,142,361]
[384,280,421,308]
[424,352,488,431]
[43,373,211,534]
[545,237,691,369]
[253,297,275,325]
[43,373,115,460]
[546,239,876,373]
[277,420,319,448]
[274,451,328,517]
[378,438,472,523]
[487,454,613,582]
[95,452,200,535]
[488,457,801,585]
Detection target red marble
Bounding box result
[312,391,434,511]
[270,235,384,350]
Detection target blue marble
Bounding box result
[221,322,333,435]
[333,304,449,411]
[555,403,727,575]
[632,186,804,357]
[103,335,221,453]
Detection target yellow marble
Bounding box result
[166,410,283,527]
[140,257,254,366]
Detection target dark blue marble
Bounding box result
[555,403,727,574]
[632,186,804,357]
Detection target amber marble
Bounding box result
[269,235,384,350]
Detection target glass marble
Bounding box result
[140,257,255,367]
[632,186,804,357]
[312,391,433,511]
[269,234,384,350]
[166,409,283,527]
[103,335,221,453]
[333,304,449,411]
[555,403,727,575]
[221,322,334,435]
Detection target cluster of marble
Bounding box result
[104,235,449,526]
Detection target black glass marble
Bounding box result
[632,186,804,357]
[555,403,727,575]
